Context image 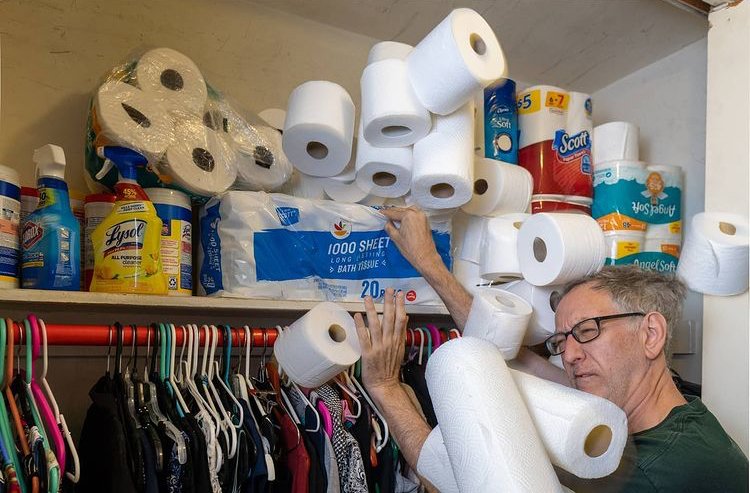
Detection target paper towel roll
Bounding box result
[273,302,361,388]
[452,258,485,295]
[412,102,474,209]
[461,156,532,217]
[604,231,645,264]
[283,81,355,177]
[518,85,568,148]
[548,354,564,369]
[361,59,431,147]
[567,92,593,135]
[518,213,606,286]
[426,337,563,492]
[284,170,327,200]
[417,427,460,493]
[479,213,530,283]
[500,280,562,345]
[135,47,207,116]
[593,122,639,164]
[407,8,506,115]
[93,81,175,164]
[677,212,749,296]
[367,41,414,64]
[159,119,238,197]
[322,177,370,203]
[644,236,681,257]
[463,287,532,359]
[258,108,286,131]
[355,123,413,198]
[452,211,486,264]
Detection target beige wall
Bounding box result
[0,0,377,192]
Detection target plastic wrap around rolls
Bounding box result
[518,85,567,148]
[273,302,361,388]
[644,164,683,237]
[518,213,606,286]
[604,231,645,265]
[355,123,413,198]
[283,81,355,177]
[462,156,532,217]
[500,280,562,346]
[592,160,648,232]
[463,287,532,359]
[367,41,413,64]
[407,8,506,115]
[479,213,529,283]
[361,58,431,147]
[593,122,639,164]
[426,337,563,492]
[677,212,749,296]
[135,47,208,116]
[417,427,460,493]
[411,102,474,209]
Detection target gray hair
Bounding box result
[555,265,687,359]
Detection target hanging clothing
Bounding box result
[401,360,437,429]
[271,407,310,493]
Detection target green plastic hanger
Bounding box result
[0,319,27,493]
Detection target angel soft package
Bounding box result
[199,192,451,304]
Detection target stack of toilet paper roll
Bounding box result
[451,212,488,294]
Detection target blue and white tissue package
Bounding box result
[199,191,450,305]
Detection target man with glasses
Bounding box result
[355,207,747,492]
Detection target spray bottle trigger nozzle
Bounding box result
[95,158,114,181]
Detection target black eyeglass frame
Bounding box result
[544,312,646,356]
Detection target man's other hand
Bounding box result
[382,207,442,275]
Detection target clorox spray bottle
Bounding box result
[21,144,81,290]
[90,146,167,294]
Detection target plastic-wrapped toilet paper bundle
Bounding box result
[258,108,286,131]
[367,41,413,64]
[283,81,355,177]
[677,212,749,296]
[273,302,361,388]
[412,102,474,209]
[644,164,683,237]
[463,287,532,359]
[593,122,639,164]
[644,237,680,257]
[355,123,413,198]
[426,337,563,492]
[604,231,645,265]
[361,58,431,147]
[593,160,648,232]
[479,213,530,282]
[407,8,506,115]
[481,78,519,163]
[417,427,460,493]
[500,280,562,345]
[518,213,606,286]
[135,47,208,116]
[518,85,568,149]
[461,156,532,217]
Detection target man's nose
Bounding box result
[562,333,585,365]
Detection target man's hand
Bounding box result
[382,207,443,275]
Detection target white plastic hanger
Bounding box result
[167,324,190,415]
[350,374,390,452]
[208,325,238,459]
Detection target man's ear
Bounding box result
[642,312,668,360]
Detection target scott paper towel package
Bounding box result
[199,191,451,304]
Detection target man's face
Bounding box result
[554,284,645,409]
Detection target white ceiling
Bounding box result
[251,0,708,93]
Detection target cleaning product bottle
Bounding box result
[21,144,81,290]
[90,146,167,294]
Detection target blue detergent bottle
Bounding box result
[21,144,81,290]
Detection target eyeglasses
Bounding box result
[544,312,646,356]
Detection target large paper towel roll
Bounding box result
[283,81,355,177]
[159,119,238,197]
[407,8,506,115]
[355,123,413,198]
[411,102,474,209]
[361,58,431,147]
[273,302,361,388]
[92,81,175,165]
[426,337,563,492]
[593,122,639,164]
[518,213,606,286]
[461,156,532,217]
[135,47,208,116]
[677,212,749,296]
[367,41,413,64]
[417,427,460,493]
[463,287,532,359]
[518,85,568,148]
[479,213,530,283]
[500,280,562,346]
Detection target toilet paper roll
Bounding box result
[549,354,564,369]
[258,108,287,132]
[463,287,532,359]
[284,170,327,200]
[367,41,414,64]
[518,213,606,286]
[283,81,355,177]
[329,161,357,183]
[479,213,530,282]
[273,302,361,388]
[566,92,593,135]
[593,122,639,164]
[452,258,485,295]
[677,212,749,296]
[232,125,292,191]
[426,337,563,492]
[361,58,432,147]
[500,280,563,345]
[159,119,238,197]
[461,156,532,217]
[452,211,486,264]
[417,427,460,493]
[411,102,474,209]
[407,8,506,115]
[355,123,413,198]
[322,178,370,203]
[644,236,681,258]
[518,85,568,148]
[92,81,175,164]
[135,47,208,116]
[604,231,645,263]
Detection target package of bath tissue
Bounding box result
[517,213,606,286]
[643,164,682,236]
[463,287,532,359]
[677,212,749,295]
[407,8,506,115]
[604,231,645,266]
[593,122,639,164]
[592,160,648,232]
[426,337,563,492]
[482,78,518,163]
[644,236,681,257]
[412,102,474,209]
[500,280,562,345]
[273,302,361,388]
[361,58,431,147]
[135,47,208,116]
[367,41,413,64]
[258,108,286,131]
[479,213,530,283]
[199,191,451,304]
[518,85,568,148]
[355,123,413,198]
[417,427,460,493]
[461,156,532,217]
[283,81,355,177]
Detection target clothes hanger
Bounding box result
[213,326,244,429]
[167,323,189,416]
[349,372,390,453]
[207,324,238,459]
[449,328,461,339]
[0,319,28,493]
[415,327,426,365]
[198,325,231,457]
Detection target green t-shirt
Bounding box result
[557,396,748,492]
